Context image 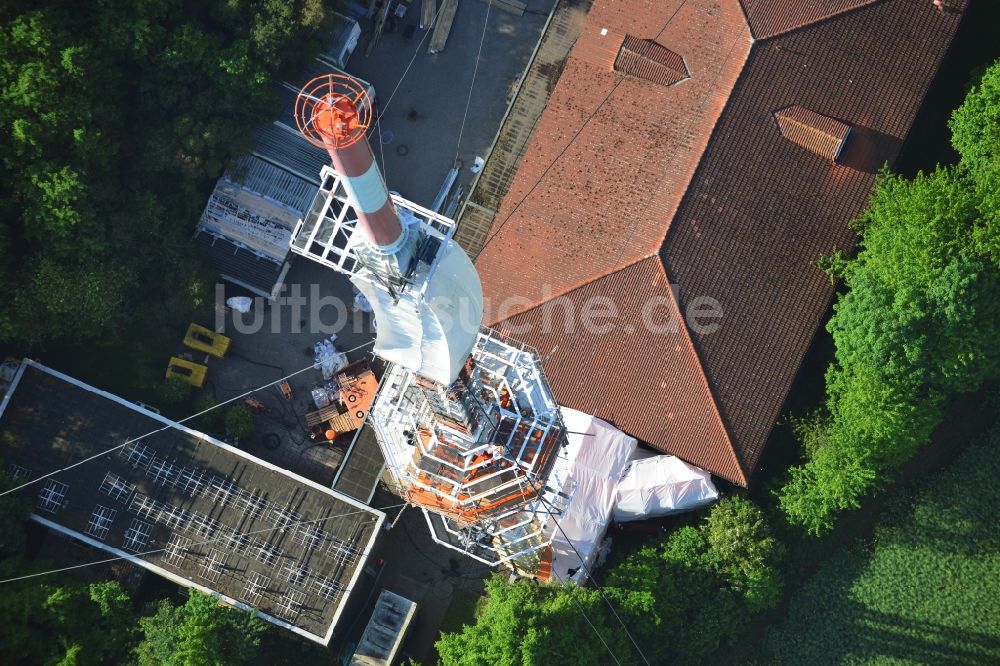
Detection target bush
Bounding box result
[435,576,636,666]
[779,164,1000,533]
[156,377,192,406]
[608,497,783,659]
[0,578,135,665]
[225,404,254,440]
[437,497,783,665]
[135,591,264,666]
[192,393,223,434]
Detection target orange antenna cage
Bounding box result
[294,74,372,150]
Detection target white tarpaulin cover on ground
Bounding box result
[548,407,637,584]
[613,452,719,521]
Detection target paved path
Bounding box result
[348,1,555,208]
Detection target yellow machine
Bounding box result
[166,356,207,388]
[183,323,231,358]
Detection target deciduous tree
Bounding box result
[135,591,265,666]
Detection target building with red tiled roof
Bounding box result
[465,0,965,485]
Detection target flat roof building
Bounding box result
[0,360,384,645]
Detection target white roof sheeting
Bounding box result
[614,454,718,521]
[548,407,637,583]
[226,155,318,214]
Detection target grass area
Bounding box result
[755,423,1000,665]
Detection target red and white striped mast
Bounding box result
[294,74,412,265]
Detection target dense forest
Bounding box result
[0,0,327,351]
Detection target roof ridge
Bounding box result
[736,0,756,39]
[654,261,747,485]
[751,0,885,41]
[485,254,658,325]
[654,32,755,251]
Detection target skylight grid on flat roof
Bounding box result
[86,505,117,540]
[158,504,191,530]
[162,535,192,567]
[99,472,134,502]
[178,468,210,496]
[37,479,68,513]
[122,519,153,552]
[275,590,305,621]
[282,562,310,587]
[254,539,282,566]
[128,493,161,520]
[146,456,178,486]
[233,490,268,519]
[191,512,220,539]
[293,524,326,550]
[8,463,31,480]
[5,361,388,645]
[199,549,227,584]
[268,507,300,532]
[243,572,270,606]
[122,442,154,469]
[326,537,360,567]
[211,478,239,506]
[312,575,342,601]
[218,528,251,553]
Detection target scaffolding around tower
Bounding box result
[287,70,567,578]
[369,329,571,573]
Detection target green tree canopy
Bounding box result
[135,591,265,666]
[0,577,135,665]
[779,58,1000,534]
[435,576,637,666]
[438,498,783,665]
[0,0,332,349]
[608,496,783,659]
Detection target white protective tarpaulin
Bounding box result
[352,237,483,386]
[613,453,719,521]
[549,407,637,583]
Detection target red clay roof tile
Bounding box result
[738,0,879,39]
[475,0,752,316]
[473,0,965,484]
[494,258,746,485]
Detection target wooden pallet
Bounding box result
[428,0,458,54]
[306,403,342,427]
[421,0,436,28]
